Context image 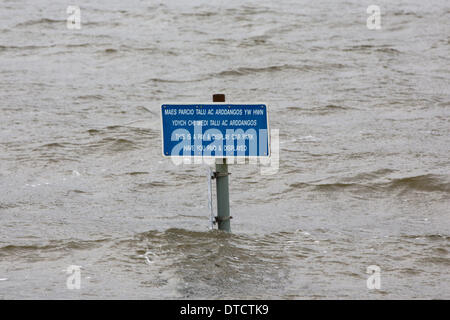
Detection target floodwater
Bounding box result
[0,0,449,299]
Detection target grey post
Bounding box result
[213,94,231,232]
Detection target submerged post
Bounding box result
[213,94,231,232]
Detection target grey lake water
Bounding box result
[0,0,449,299]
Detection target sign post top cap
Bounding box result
[213,94,226,102]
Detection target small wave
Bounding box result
[76,94,104,100]
[419,256,450,266]
[103,138,139,152]
[0,202,20,209]
[239,35,270,47]
[323,104,349,110]
[286,104,353,115]
[288,182,360,192]
[392,11,423,19]
[0,44,56,52]
[287,173,449,194]
[213,63,346,77]
[68,189,89,194]
[15,18,103,28]
[214,64,296,76]
[136,106,156,115]
[387,174,450,193]
[180,11,218,18]
[402,234,449,241]
[135,181,168,189]
[84,126,157,151]
[0,238,111,257]
[15,18,65,28]
[65,43,91,48]
[340,169,396,183]
[82,137,140,154]
[146,77,206,83]
[87,129,100,135]
[343,45,400,55]
[0,244,55,254]
[126,172,149,176]
[225,5,273,16]
[34,142,67,150]
[343,44,375,51]
[127,228,236,248]
[376,47,401,54]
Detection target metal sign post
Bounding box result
[212,94,231,232]
[207,166,214,230]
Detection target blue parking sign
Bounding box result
[161,104,269,158]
